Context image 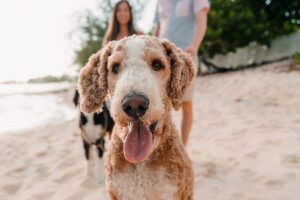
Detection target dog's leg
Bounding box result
[83,140,95,177]
[83,139,90,160]
[95,148,104,183]
[95,138,105,183]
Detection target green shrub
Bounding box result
[200,0,300,57]
[293,51,300,64]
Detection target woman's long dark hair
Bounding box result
[103,0,137,45]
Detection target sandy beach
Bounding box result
[1,60,299,200]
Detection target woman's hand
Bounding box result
[185,44,197,56]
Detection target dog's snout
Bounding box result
[121,93,149,119]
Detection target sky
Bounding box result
[0,0,156,82]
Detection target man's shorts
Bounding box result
[182,55,198,102]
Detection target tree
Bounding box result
[200,0,300,57]
[72,1,112,68]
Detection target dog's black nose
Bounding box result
[121,93,149,119]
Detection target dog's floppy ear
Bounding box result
[77,42,114,113]
[160,39,196,110]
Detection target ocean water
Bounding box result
[0,82,77,134]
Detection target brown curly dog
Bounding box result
[77,35,195,200]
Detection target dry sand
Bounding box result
[1,60,300,200]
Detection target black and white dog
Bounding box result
[73,90,114,182]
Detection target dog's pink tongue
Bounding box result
[124,121,153,164]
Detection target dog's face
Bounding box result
[78,35,195,164]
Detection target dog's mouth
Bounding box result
[123,120,157,164]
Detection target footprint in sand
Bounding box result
[53,169,79,183]
[282,154,300,168]
[264,179,285,188]
[32,192,53,200]
[13,166,27,173]
[240,169,263,183]
[80,176,101,189]
[2,183,21,195]
[283,172,299,180]
[36,150,48,158]
[202,162,218,178]
[244,151,258,159]
[241,169,255,177]
[56,158,76,169]
[226,156,237,163]
[231,192,245,199]
[263,101,278,107]
[36,165,49,178]
[262,139,281,146]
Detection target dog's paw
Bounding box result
[96,172,105,184]
[95,157,105,184]
[85,161,96,177]
[81,176,99,189]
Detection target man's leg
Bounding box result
[181,55,197,146]
[181,100,193,146]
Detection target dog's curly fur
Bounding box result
[78,42,113,113]
[78,35,196,200]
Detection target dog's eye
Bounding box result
[112,63,120,74]
[152,60,163,71]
